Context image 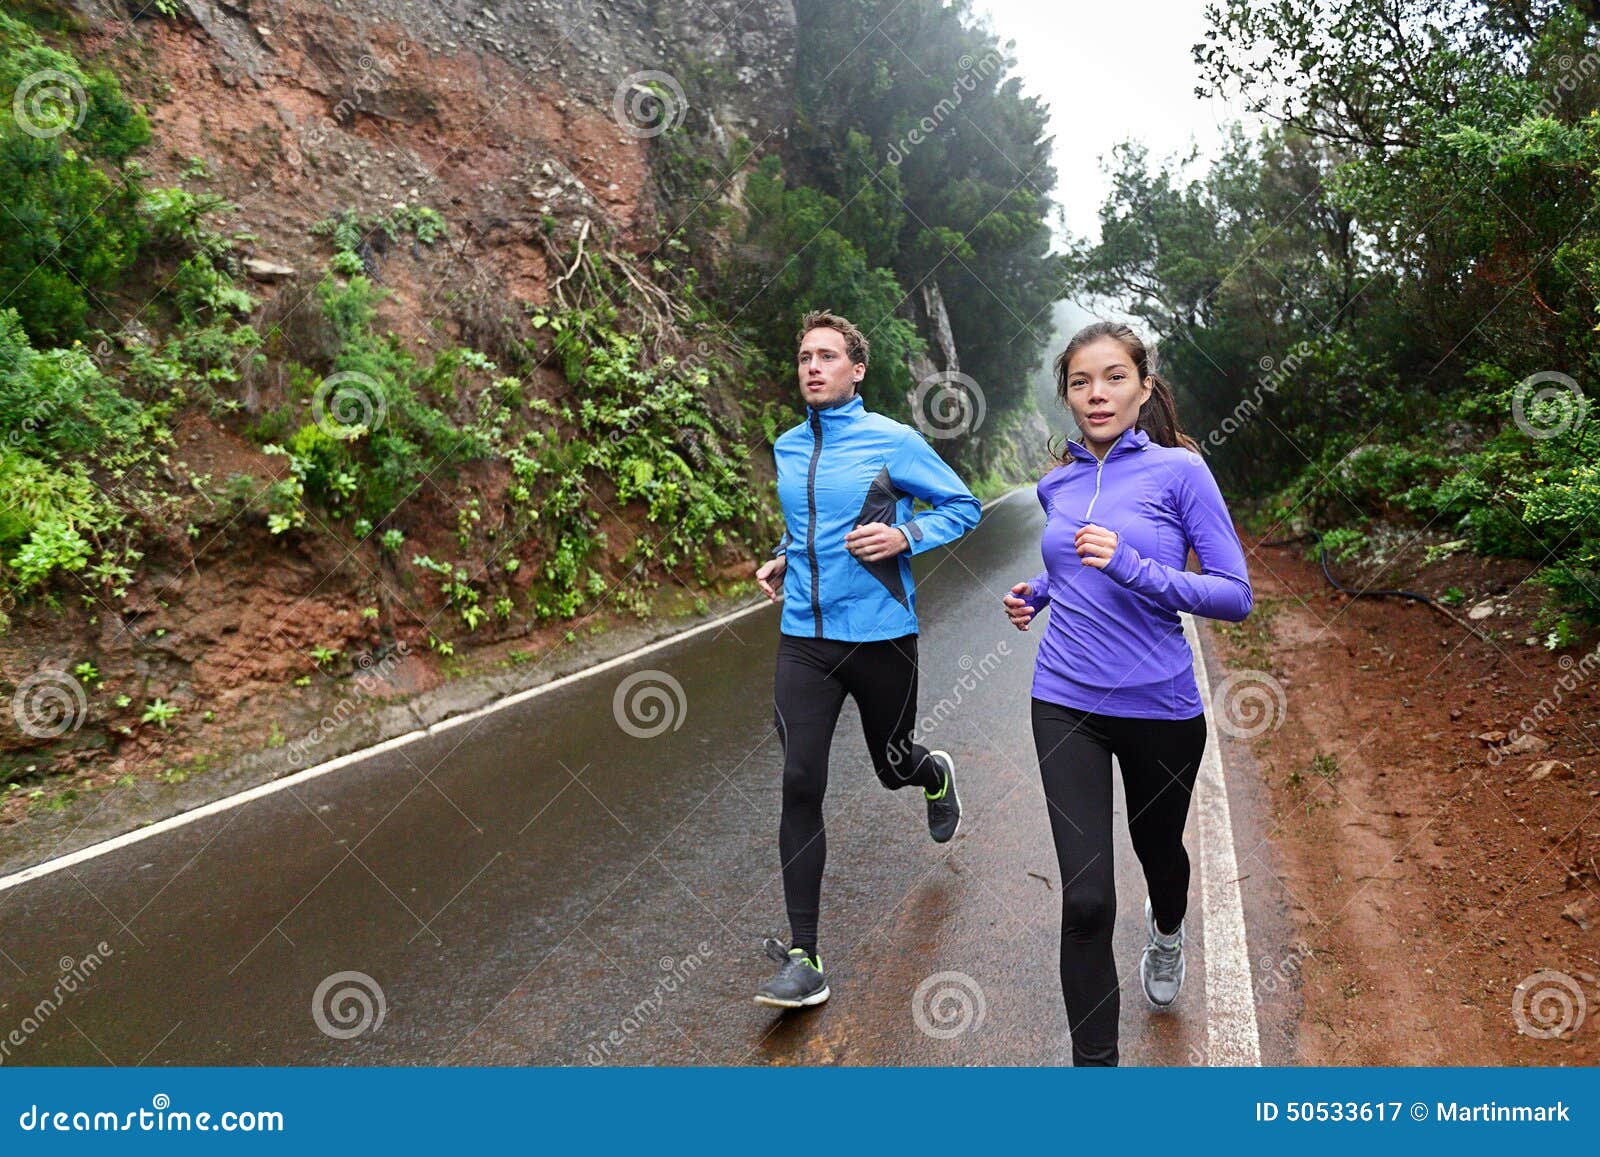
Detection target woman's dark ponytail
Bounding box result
[1138,367,1199,453]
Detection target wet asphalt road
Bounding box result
[0,490,1238,1066]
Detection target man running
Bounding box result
[751,309,982,1009]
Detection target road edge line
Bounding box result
[1184,612,1262,1066]
[0,487,1023,894]
[0,596,773,895]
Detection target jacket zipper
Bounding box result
[1084,452,1107,521]
[806,408,824,638]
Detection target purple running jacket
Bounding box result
[1022,425,1253,719]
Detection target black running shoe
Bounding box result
[925,750,961,843]
[753,938,829,1009]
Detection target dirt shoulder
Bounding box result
[1213,531,1600,1064]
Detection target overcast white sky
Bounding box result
[972,0,1261,247]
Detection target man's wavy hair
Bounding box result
[797,309,870,370]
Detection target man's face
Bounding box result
[797,327,864,408]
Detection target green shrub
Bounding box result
[311,204,448,272]
[1315,527,1369,565]
[1518,415,1600,623]
[0,11,150,344]
[0,451,115,589]
[0,307,146,457]
[246,275,493,521]
[515,301,766,619]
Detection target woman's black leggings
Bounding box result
[1030,697,1207,1066]
[773,633,944,958]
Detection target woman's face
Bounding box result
[1063,336,1153,452]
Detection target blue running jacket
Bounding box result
[772,394,981,641]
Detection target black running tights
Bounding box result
[773,633,944,958]
[1030,697,1207,1066]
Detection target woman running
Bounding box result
[1002,320,1252,1066]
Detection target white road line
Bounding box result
[0,596,772,896]
[1184,612,1262,1066]
[0,487,1022,895]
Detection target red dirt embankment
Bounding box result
[1217,531,1599,1065]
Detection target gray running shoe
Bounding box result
[1140,896,1185,1009]
[753,938,829,1009]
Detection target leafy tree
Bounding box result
[1067,0,1600,624]
[727,156,925,419]
[791,0,1063,441]
[700,0,1063,472]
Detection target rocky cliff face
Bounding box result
[2,0,803,811]
[2,1,1018,817]
[63,0,794,338]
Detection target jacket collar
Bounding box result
[1066,424,1149,463]
[808,393,865,422]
